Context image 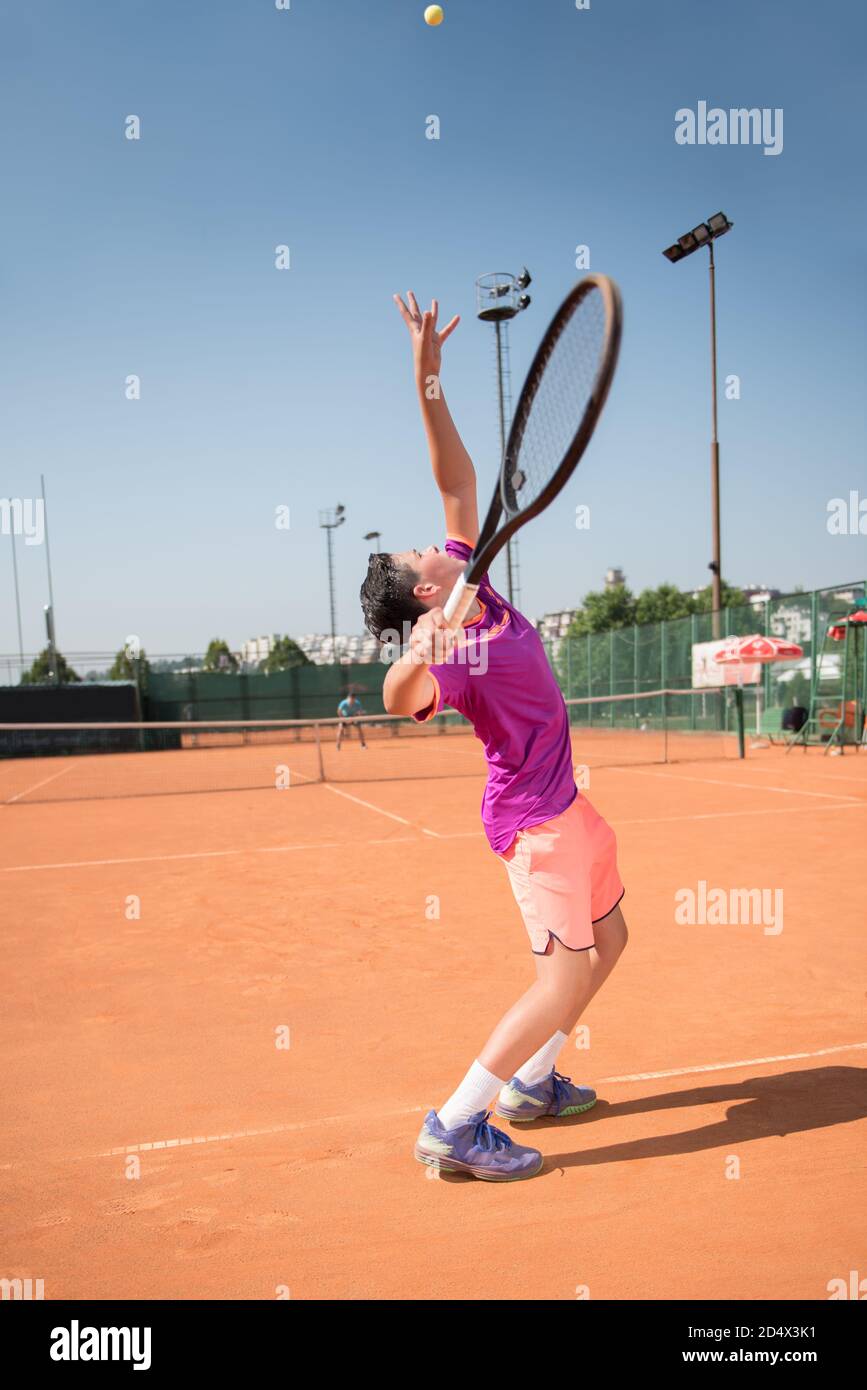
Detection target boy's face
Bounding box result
[393,545,464,608]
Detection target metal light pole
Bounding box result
[319,505,346,662]
[44,604,58,684]
[708,240,722,636]
[363,530,382,554]
[9,529,24,678]
[40,474,60,682]
[662,213,733,639]
[493,319,513,600]
[475,268,532,606]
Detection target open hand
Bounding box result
[393,292,460,381]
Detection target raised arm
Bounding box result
[394,292,479,545]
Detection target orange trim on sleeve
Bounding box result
[446,533,477,550]
[414,671,442,723]
[462,598,488,629]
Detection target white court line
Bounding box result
[0,828,433,872]
[614,799,866,827]
[736,763,867,787]
[597,1041,867,1083]
[3,762,73,804]
[324,783,440,836]
[1,833,431,873]
[609,766,864,803]
[86,1105,426,1160]
[1,847,257,872]
[78,1041,867,1160]
[436,798,867,838]
[5,797,866,873]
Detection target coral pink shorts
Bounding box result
[498,795,624,955]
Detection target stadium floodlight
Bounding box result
[363,530,382,553]
[662,212,734,636]
[662,211,732,264]
[515,267,532,290]
[707,211,733,237]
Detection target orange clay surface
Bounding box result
[1,737,865,1300]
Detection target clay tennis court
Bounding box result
[2,729,865,1301]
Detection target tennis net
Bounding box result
[0,688,743,804]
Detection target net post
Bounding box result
[733,686,745,759]
[315,720,325,782]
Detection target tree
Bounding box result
[203,639,239,673]
[565,585,637,637]
[20,647,81,685]
[108,646,150,692]
[258,636,311,672]
[557,586,635,693]
[634,584,697,625]
[692,580,747,613]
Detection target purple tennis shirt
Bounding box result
[414,536,577,854]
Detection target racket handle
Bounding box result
[443,574,480,632]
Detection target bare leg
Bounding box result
[559,903,628,1031]
[477,905,628,1080]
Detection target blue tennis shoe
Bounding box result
[414,1108,543,1181]
[494,1068,597,1122]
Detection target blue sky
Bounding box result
[1,0,865,658]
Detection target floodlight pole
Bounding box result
[493,320,514,602]
[319,506,345,663]
[663,216,731,640]
[708,241,722,638]
[475,268,532,608]
[41,474,60,683]
[9,530,24,674]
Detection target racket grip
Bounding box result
[443,574,480,632]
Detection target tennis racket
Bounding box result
[443,273,622,629]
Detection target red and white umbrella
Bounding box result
[827,609,867,642]
[712,634,803,665]
[712,634,805,739]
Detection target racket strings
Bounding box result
[504,288,608,513]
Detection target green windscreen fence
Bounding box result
[144,662,387,724]
[19,580,858,730]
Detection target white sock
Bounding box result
[437,1060,506,1131]
[512,1030,568,1088]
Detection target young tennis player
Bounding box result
[359,293,628,1181]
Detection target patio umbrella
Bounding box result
[827,608,867,642]
[712,634,804,739]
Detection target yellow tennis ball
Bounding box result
[424,5,444,26]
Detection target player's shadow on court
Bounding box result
[534,1066,867,1173]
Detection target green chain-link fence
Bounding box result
[548,581,865,735]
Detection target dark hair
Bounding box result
[360,552,427,643]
